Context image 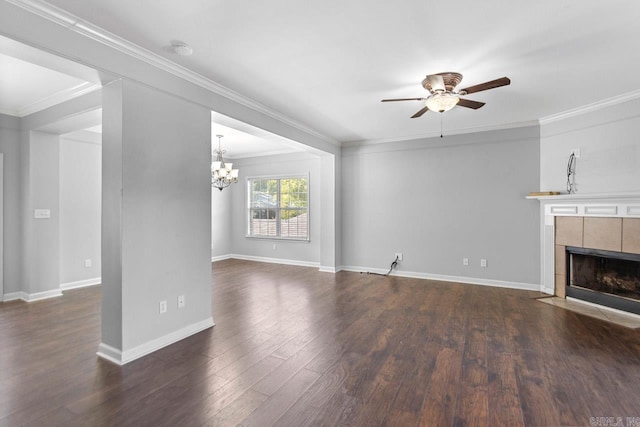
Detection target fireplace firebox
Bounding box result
[566,246,640,315]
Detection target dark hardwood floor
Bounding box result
[1,259,640,426]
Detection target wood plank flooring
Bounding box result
[2,259,640,426]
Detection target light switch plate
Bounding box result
[34,209,51,219]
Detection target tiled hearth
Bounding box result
[538,297,640,329]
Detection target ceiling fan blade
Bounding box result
[457,98,486,109]
[427,74,445,92]
[411,106,430,118]
[381,97,425,102]
[459,77,510,95]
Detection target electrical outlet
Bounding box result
[159,300,167,314]
[395,253,403,261]
[463,258,469,266]
[273,244,277,250]
[84,259,92,268]
[480,259,488,268]
[178,295,185,308]
[571,148,581,158]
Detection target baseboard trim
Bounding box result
[319,266,343,273]
[211,256,538,290]
[226,254,320,269]
[96,343,123,365]
[60,277,101,291]
[3,289,64,302]
[213,254,335,272]
[211,254,232,263]
[3,291,28,302]
[541,286,555,295]
[28,289,64,301]
[97,317,215,365]
[340,266,539,292]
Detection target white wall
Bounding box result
[59,134,101,286]
[211,186,232,259]
[229,152,322,265]
[25,131,60,295]
[342,126,541,287]
[0,114,23,296]
[2,107,102,299]
[540,97,640,194]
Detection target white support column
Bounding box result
[319,153,341,272]
[99,79,214,365]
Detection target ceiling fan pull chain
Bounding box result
[440,113,443,138]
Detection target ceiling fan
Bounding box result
[381,72,511,118]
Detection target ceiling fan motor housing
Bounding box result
[422,72,463,93]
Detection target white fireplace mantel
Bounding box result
[531,193,640,294]
[526,192,640,202]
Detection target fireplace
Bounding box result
[566,246,640,315]
[531,196,640,317]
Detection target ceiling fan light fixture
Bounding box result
[425,93,459,113]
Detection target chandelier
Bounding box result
[211,135,239,191]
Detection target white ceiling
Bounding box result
[0,53,88,116]
[0,36,101,117]
[0,33,306,157]
[3,1,640,150]
[210,112,319,159]
[37,0,640,143]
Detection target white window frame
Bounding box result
[246,174,310,242]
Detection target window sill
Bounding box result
[245,235,310,243]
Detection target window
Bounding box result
[248,175,309,240]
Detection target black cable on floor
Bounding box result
[362,255,399,277]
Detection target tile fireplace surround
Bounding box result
[530,193,640,314]
[555,216,640,296]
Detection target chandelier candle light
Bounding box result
[211,134,239,191]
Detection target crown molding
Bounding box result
[539,89,640,125]
[0,107,20,117]
[343,119,539,148]
[5,0,339,146]
[17,81,100,117]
